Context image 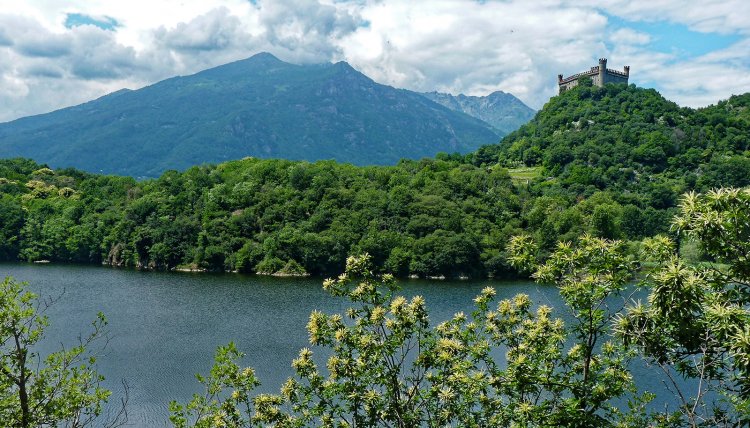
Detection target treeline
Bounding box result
[0,155,676,278]
[1,157,523,277]
[1,84,749,277]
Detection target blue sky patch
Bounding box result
[64,13,119,31]
[607,14,741,58]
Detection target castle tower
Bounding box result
[598,58,607,87]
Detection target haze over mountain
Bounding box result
[420,91,535,135]
[0,53,509,177]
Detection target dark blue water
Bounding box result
[0,263,683,426]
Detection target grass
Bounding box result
[508,166,542,186]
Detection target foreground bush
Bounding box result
[172,188,750,427]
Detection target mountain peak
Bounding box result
[487,90,509,98]
[246,51,283,63]
[332,60,354,70]
[192,52,289,80]
[420,90,535,135]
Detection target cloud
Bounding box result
[22,63,64,79]
[0,28,12,47]
[16,40,70,58]
[1,16,72,58]
[0,14,154,121]
[576,0,750,35]
[66,26,142,79]
[0,0,749,122]
[154,7,248,52]
[338,1,609,108]
[644,39,750,105]
[257,0,364,62]
[610,28,651,45]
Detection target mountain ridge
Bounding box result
[420,90,535,135]
[0,53,509,177]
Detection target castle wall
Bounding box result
[558,60,629,94]
[559,80,579,93]
[601,73,629,85]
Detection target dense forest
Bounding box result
[0,157,524,277]
[1,83,749,278]
[475,80,750,191]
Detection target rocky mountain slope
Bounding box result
[421,90,535,135]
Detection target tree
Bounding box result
[172,253,643,427]
[507,233,638,426]
[171,186,750,426]
[0,277,125,427]
[616,188,750,426]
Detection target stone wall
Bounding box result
[558,59,629,94]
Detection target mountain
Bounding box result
[2,83,749,278]
[0,53,501,177]
[420,91,535,135]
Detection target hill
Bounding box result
[420,90,535,135]
[474,82,750,192]
[469,82,750,246]
[0,53,501,177]
[1,83,748,278]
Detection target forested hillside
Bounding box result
[0,157,523,277]
[475,82,750,190]
[1,83,748,277]
[470,82,750,248]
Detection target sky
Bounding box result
[1,0,749,123]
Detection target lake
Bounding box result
[0,262,680,426]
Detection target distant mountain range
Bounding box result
[0,53,532,177]
[421,91,535,135]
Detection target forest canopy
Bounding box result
[1,84,749,278]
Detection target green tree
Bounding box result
[590,204,621,239]
[172,252,645,427]
[0,277,125,427]
[507,234,638,426]
[0,195,24,259]
[616,188,750,425]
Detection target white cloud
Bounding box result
[643,39,750,106]
[576,0,750,35]
[610,28,651,45]
[336,1,612,108]
[0,0,749,122]
[155,7,247,53]
[259,0,362,61]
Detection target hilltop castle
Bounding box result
[558,58,629,93]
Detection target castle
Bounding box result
[558,58,629,93]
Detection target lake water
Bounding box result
[1,262,682,426]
